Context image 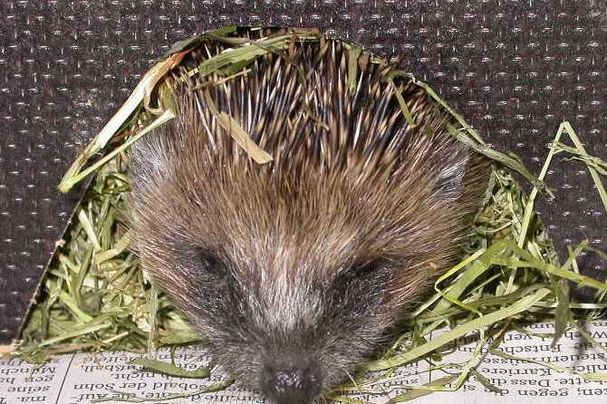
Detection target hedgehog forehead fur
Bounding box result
[129,34,489,402]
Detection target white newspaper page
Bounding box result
[1,321,606,403]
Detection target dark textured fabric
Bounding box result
[0,0,605,343]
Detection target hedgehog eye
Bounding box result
[326,258,392,314]
[190,248,242,316]
[194,248,230,283]
[334,259,390,291]
[343,260,382,280]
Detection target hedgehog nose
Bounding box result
[262,367,321,404]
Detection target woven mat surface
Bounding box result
[0,0,605,343]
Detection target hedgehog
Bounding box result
[129,32,490,404]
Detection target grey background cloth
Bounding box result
[0,0,605,343]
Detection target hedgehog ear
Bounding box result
[130,127,172,193]
[435,154,469,201]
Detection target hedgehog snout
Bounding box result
[261,364,322,404]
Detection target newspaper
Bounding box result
[2,321,607,404]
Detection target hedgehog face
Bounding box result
[131,160,429,403]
